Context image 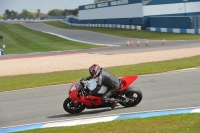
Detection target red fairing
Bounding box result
[70,82,76,89]
[69,82,76,95]
[79,95,102,106]
[69,82,103,106]
[69,89,80,100]
[119,75,138,92]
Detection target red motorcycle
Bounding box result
[63,75,142,114]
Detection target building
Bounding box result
[94,0,110,3]
[69,0,200,29]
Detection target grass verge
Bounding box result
[16,113,200,133]
[0,22,99,55]
[0,55,200,92]
[44,21,200,40]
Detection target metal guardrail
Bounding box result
[61,20,142,30]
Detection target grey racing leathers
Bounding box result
[85,68,121,103]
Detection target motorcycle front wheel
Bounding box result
[119,87,143,107]
[63,97,85,114]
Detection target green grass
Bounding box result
[16,113,200,133]
[0,22,99,54]
[0,55,200,92]
[44,21,200,40]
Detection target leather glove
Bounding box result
[80,78,86,81]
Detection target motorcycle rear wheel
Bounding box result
[119,87,143,107]
[63,97,85,114]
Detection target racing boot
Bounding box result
[102,89,117,109]
[110,98,117,109]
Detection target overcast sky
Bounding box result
[0,0,94,15]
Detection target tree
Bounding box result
[48,9,62,16]
[18,9,34,18]
[32,12,38,18]
[10,10,18,18]
[62,8,78,16]
[4,9,10,18]
[62,9,68,16]
[3,9,18,18]
[4,9,11,18]
[71,8,78,15]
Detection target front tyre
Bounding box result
[63,97,85,114]
[119,87,143,107]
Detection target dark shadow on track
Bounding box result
[47,106,130,119]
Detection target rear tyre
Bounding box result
[119,87,143,107]
[63,97,85,114]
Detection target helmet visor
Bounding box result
[90,70,96,77]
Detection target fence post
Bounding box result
[198,16,200,29]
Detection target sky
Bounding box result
[0,0,94,15]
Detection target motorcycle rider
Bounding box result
[81,64,121,109]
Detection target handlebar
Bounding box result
[80,80,88,89]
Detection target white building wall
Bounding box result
[79,3,143,20]
[187,2,200,13]
[143,1,200,16]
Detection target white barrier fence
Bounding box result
[147,27,200,34]
[61,20,142,30]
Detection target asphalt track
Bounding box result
[0,22,200,128]
[0,68,200,127]
[0,22,200,60]
[22,23,200,48]
[22,23,153,46]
